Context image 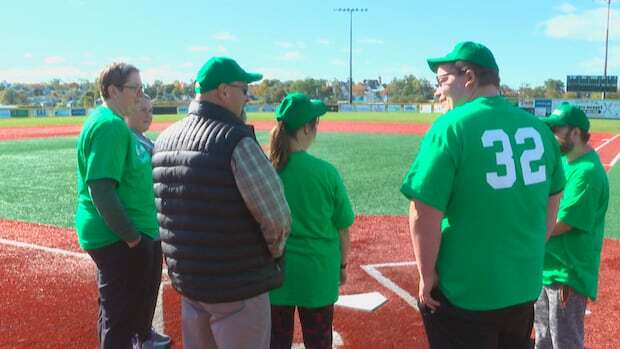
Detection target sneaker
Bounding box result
[143,328,171,349]
[132,334,143,349]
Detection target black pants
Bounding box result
[87,236,162,349]
[140,238,163,340]
[270,304,334,349]
[419,289,535,349]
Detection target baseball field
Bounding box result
[1,112,619,348]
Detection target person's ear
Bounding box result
[216,84,228,99]
[464,69,476,88]
[108,85,118,99]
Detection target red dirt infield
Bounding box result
[1,122,619,347]
[1,217,620,348]
[0,120,431,141]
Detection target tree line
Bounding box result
[3,76,620,108]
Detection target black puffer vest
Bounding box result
[152,101,282,303]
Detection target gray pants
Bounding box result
[534,284,588,349]
[181,293,270,349]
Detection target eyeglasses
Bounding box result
[227,84,249,96]
[120,84,144,96]
[435,70,465,86]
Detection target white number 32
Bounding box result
[481,127,546,189]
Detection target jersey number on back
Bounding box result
[481,127,546,189]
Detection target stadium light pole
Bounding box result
[602,0,613,99]
[334,8,368,104]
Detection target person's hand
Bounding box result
[418,270,440,311]
[340,267,347,286]
[560,285,573,307]
[126,235,142,248]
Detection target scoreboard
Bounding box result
[566,75,617,92]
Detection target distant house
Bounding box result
[361,77,385,103]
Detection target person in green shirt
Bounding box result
[268,92,355,349]
[401,41,565,348]
[124,95,171,349]
[535,103,609,349]
[75,63,160,349]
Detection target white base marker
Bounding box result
[335,292,387,312]
[292,329,342,348]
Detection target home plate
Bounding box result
[292,330,343,348]
[335,291,388,311]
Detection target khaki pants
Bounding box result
[182,293,270,349]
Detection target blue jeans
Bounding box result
[534,284,588,349]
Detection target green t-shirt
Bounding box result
[270,151,355,307]
[401,96,565,311]
[75,106,158,250]
[543,150,609,300]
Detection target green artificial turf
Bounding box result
[0,137,77,228]
[1,132,618,241]
[0,112,438,128]
[256,132,421,216]
[605,164,620,240]
[0,132,420,228]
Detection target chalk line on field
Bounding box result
[361,261,419,311]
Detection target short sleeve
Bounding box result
[558,169,597,232]
[547,133,566,195]
[85,120,130,184]
[400,123,457,212]
[331,167,355,229]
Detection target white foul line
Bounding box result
[152,281,166,334]
[595,134,620,151]
[361,261,419,311]
[0,238,89,259]
[0,237,170,335]
[610,152,620,169]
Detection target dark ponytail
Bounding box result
[269,118,319,171]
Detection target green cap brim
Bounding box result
[543,116,566,128]
[427,57,452,73]
[310,100,327,118]
[244,72,263,83]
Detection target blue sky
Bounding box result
[2,0,620,88]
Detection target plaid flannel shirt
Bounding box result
[231,138,291,257]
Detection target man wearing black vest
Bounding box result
[152,57,291,349]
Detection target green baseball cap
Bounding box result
[194,57,262,94]
[427,41,499,73]
[276,92,327,131]
[544,103,590,131]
